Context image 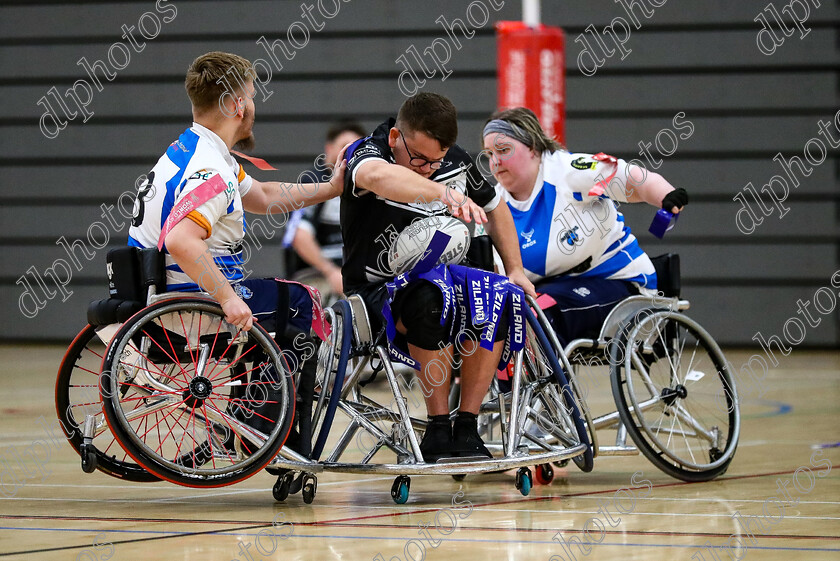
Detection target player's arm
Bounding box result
[355,160,487,223]
[241,146,348,215]
[623,164,686,213]
[292,227,343,294]
[164,219,255,330]
[242,168,343,214]
[484,202,536,298]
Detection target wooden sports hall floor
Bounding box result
[0,345,837,560]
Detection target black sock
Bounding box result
[428,414,451,426]
[455,411,477,424]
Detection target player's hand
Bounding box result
[445,190,487,224]
[326,267,344,297]
[221,295,255,331]
[507,267,536,299]
[328,144,349,197]
[662,188,688,214]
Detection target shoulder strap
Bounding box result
[157,174,228,250]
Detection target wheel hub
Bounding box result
[183,376,213,408]
[660,384,687,406]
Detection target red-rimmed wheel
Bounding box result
[55,324,159,482]
[100,299,295,487]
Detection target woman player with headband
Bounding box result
[482,107,688,347]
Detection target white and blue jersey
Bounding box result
[497,150,656,290]
[127,123,253,291]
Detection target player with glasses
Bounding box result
[398,129,445,170]
[340,93,535,461]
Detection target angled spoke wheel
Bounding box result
[100,299,295,487]
[610,309,739,481]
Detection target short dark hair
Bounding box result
[396,92,458,149]
[326,119,367,142]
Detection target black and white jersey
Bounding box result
[282,166,344,267]
[340,118,501,292]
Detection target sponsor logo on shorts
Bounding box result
[234,284,253,299]
[573,287,591,297]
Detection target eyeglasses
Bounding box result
[398,129,445,170]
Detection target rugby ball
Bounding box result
[387,216,471,276]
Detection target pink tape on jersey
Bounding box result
[231,150,278,171]
[588,152,618,197]
[157,173,228,250]
[535,293,557,309]
[277,279,332,341]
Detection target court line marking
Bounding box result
[5,518,836,543]
[0,467,824,555]
[1,526,839,556]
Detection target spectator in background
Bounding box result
[283,120,367,297]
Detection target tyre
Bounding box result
[523,307,594,472]
[610,309,739,481]
[100,299,295,487]
[310,300,352,460]
[54,324,159,482]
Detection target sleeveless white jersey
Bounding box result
[127,123,253,290]
[496,150,656,289]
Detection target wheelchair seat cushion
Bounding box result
[87,298,144,326]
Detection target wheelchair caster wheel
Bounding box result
[515,467,532,496]
[391,475,410,504]
[273,471,295,502]
[301,473,317,504]
[535,464,554,485]
[451,474,466,482]
[80,443,97,474]
[290,472,304,495]
[553,459,569,468]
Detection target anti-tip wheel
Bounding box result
[391,475,411,504]
[273,471,295,502]
[80,444,97,474]
[535,463,554,485]
[301,473,317,504]
[515,467,532,496]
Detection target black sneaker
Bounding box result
[452,415,492,459]
[419,419,454,463]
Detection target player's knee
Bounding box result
[467,302,509,344]
[395,282,449,350]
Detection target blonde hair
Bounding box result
[185,51,253,112]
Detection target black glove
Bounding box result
[662,188,688,211]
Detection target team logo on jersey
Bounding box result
[559,226,581,247]
[520,229,536,249]
[572,287,591,297]
[234,284,253,299]
[571,157,597,171]
[189,169,213,181]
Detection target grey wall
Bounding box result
[1,0,838,346]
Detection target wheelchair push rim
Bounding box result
[523,306,594,472]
